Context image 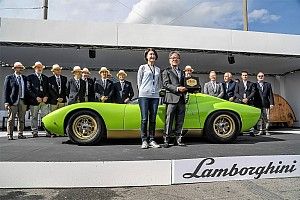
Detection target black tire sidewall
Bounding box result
[66,110,104,145]
[204,111,240,143]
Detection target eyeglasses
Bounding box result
[169,57,180,60]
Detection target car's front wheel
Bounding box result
[204,111,240,143]
[66,110,105,145]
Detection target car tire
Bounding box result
[204,111,240,143]
[66,110,105,145]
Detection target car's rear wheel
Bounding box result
[66,110,105,145]
[204,111,240,143]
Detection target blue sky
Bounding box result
[0,0,299,35]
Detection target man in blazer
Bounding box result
[222,72,236,101]
[234,71,255,106]
[27,61,50,137]
[234,70,256,136]
[113,70,134,104]
[82,67,95,102]
[203,71,224,98]
[253,72,274,136]
[3,62,28,140]
[67,66,86,105]
[48,64,68,112]
[94,67,114,103]
[162,51,187,148]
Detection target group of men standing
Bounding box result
[203,70,274,136]
[4,61,134,140]
[4,59,274,141]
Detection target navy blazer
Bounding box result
[83,78,96,102]
[222,80,236,100]
[253,81,274,108]
[27,73,50,105]
[94,79,114,102]
[48,75,68,105]
[112,80,134,104]
[234,81,255,105]
[4,74,28,106]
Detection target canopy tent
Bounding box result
[0,18,299,126]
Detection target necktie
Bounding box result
[76,80,80,89]
[243,82,247,98]
[57,77,61,87]
[103,80,106,89]
[85,79,89,96]
[121,82,124,91]
[174,68,180,79]
[226,83,229,91]
[17,76,22,98]
[212,82,216,93]
[57,77,61,94]
[38,74,43,91]
[259,82,263,91]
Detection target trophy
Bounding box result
[185,77,201,93]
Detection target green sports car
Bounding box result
[42,93,261,145]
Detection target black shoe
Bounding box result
[32,133,39,138]
[62,140,74,144]
[18,134,26,139]
[176,137,186,146]
[8,135,14,140]
[162,142,169,148]
[249,132,255,137]
[177,141,186,146]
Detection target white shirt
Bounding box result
[243,80,247,89]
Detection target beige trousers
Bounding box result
[7,99,27,136]
[30,103,49,133]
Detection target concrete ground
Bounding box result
[0,177,299,200]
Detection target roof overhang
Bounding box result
[1,18,300,76]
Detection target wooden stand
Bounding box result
[269,94,296,127]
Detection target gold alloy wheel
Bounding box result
[212,114,235,138]
[71,115,98,140]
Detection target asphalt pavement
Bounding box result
[0,129,299,162]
